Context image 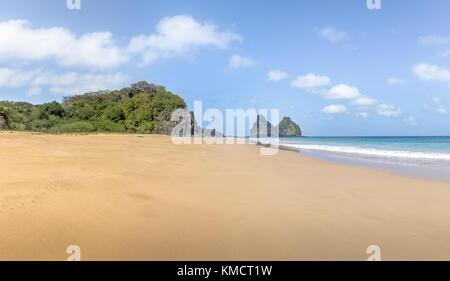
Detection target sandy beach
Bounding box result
[1,132,450,261]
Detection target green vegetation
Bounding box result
[0,81,187,134]
[278,117,302,137]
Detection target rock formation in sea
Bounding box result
[250,115,276,138]
[277,117,302,137]
[250,115,302,138]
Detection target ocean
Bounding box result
[277,136,450,182]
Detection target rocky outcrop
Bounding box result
[250,115,302,138]
[170,110,224,137]
[190,112,224,138]
[250,115,276,138]
[277,117,302,137]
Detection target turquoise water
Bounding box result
[273,136,450,181]
[278,136,450,160]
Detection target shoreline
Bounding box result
[254,141,450,182]
[299,149,450,182]
[2,133,450,260]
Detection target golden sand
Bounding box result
[1,132,450,260]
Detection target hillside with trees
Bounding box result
[0,81,187,134]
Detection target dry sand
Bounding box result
[1,132,450,261]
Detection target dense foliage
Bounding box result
[0,81,187,134]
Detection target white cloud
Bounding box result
[413,63,450,82]
[357,112,368,118]
[229,55,254,69]
[0,67,127,95]
[0,16,242,69]
[34,72,128,95]
[326,84,361,100]
[353,96,377,106]
[318,27,348,42]
[25,87,42,97]
[311,82,379,108]
[0,67,41,87]
[267,70,288,81]
[290,74,403,119]
[129,15,242,65]
[376,104,402,117]
[388,77,406,85]
[432,97,441,104]
[418,35,450,45]
[323,104,347,114]
[0,15,245,98]
[291,73,330,89]
[0,20,128,69]
[438,108,447,114]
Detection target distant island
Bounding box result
[0,81,302,137]
[278,117,302,137]
[250,115,302,138]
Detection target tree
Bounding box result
[103,105,125,123]
[39,101,65,119]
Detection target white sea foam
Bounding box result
[248,138,450,161]
[279,143,450,161]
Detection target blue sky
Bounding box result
[0,0,449,136]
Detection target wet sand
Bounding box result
[1,132,450,260]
